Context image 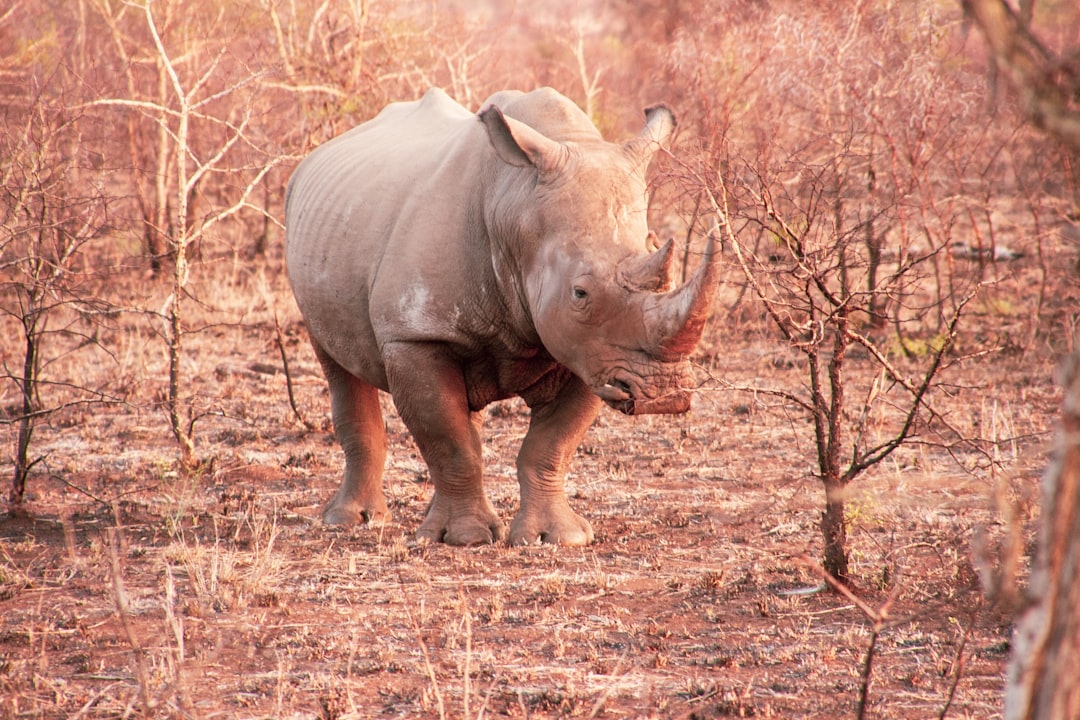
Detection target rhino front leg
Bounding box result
[511,376,602,546]
[385,344,506,546]
[314,343,390,525]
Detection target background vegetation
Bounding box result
[2,0,1079,717]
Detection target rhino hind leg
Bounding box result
[313,343,390,525]
[385,345,506,546]
[510,377,602,546]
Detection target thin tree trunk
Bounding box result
[167,97,195,466]
[12,311,38,507]
[822,478,850,581]
[166,284,194,466]
[865,219,884,328]
[823,312,850,581]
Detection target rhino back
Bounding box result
[286,89,498,386]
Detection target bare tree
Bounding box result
[1,75,115,508]
[702,165,980,582]
[669,2,1019,582]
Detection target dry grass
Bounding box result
[0,224,1073,718]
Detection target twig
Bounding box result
[939,604,979,720]
[588,649,629,719]
[400,577,446,720]
[162,564,193,714]
[842,280,984,480]
[517,688,530,719]
[474,670,503,720]
[67,682,126,720]
[706,374,816,414]
[107,527,152,715]
[857,624,882,720]
[459,587,473,720]
[802,557,902,720]
[274,311,315,431]
[684,687,718,705]
[707,181,798,345]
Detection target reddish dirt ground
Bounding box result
[1,240,1073,719]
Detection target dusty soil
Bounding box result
[0,240,1073,719]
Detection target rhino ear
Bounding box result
[625,104,676,169]
[641,105,676,146]
[479,104,568,173]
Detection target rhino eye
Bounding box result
[572,286,588,300]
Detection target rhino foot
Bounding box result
[509,503,594,546]
[321,493,390,526]
[417,493,507,546]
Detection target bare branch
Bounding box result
[192,156,290,242]
[704,177,799,345]
[139,0,185,109]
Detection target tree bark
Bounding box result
[962,3,1080,713]
[822,480,850,581]
[12,311,38,507]
[1004,349,1080,719]
[823,301,851,581]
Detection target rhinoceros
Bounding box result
[285,87,717,546]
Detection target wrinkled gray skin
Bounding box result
[286,87,718,546]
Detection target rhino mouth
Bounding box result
[596,374,691,416]
[598,377,636,414]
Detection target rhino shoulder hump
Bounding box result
[501,87,601,142]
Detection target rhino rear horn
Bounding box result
[479,104,569,174]
[618,237,676,292]
[644,231,719,358]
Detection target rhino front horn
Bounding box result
[644,232,720,357]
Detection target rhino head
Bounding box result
[480,100,718,415]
